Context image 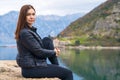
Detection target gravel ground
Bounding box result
[0,60,60,80]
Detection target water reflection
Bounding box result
[60,49,120,80]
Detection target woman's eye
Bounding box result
[26,13,31,16]
[32,13,35,16]
[27,13,35,16]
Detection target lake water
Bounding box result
[0,47,120,80]
[60,48,120,80]
[0,46,17,60]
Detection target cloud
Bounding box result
[0,0,107,16]
[37,0,107,15]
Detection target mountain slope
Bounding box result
[59,0,120,46]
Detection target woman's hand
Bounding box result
[54,48,60,56]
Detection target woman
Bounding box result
[15,4,73,80]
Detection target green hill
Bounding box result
[58,0,120,46]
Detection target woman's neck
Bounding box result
[28,24,32,28]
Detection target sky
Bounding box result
[0,0,107,16]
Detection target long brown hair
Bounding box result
[15,4,35,40]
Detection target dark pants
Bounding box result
[42,37,59,65]
[22,37,73,80]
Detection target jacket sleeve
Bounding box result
[19,29,55,58]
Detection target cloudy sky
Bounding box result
[0,0,107,16]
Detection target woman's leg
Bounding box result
[42,37,59,65]
[22,64,73,80]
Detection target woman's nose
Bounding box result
[30,14,35,18]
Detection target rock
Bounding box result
[0,60,60,80]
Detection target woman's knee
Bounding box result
[42,37,54,49]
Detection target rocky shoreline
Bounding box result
[53,39,120,50]
[65,45,120,50]
[0,60,60,80]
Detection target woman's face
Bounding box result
[26,8,36,27]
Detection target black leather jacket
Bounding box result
[16,26,55,68]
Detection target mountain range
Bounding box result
[0,11,84,45]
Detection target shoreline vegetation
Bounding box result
[53,39,120,50]
[0,60,60,80]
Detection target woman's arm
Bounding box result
[19,29,56,58]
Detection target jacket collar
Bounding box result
[29,26,37,32]
[25,24,37,32]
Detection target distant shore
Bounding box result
[0,42,120,50]
[53,39,120,50]
[0,60,60,80]
[63,45,120,50]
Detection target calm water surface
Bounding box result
[60,48,120,80]
[0,47,17,60]
[0,47,120,80]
